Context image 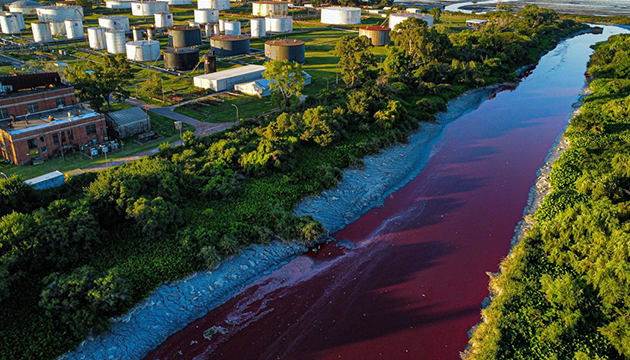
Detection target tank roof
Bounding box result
[168,26,199,31]
[359,25,390,31]
[254,1,289,4]
[210,34,250,41]
[127,40,159,46]
[164,47,199,53]
[265,39,304,47]
[10,0,42,7]
[324,6,361,10]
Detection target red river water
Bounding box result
[144,27,626,360]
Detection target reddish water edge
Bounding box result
[144,28,625,360]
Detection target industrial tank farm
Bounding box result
[36,6,83,22]
[169,26,202,47]
[131,1,168,16]
[320,7,361,25]
[210,34,250,56]
[389,12,434,29]
[126,40,160,62]
[99,16,130,32]
[88,27,107,49]
[359,25,390,46]
[265,39,305,64]
[198,0,229,10]
[9,0,42,16]
[252,1,288,17]
[164,47,199,71]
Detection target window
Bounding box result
[86,124,96,136]
[27,103,38,113]
[0,109,8,119]
[41,146,47,153]
[39,136,44,143]
[52,133,59,145]
[67,130,73,140]
[56,98,66,107]
[61,132,65,141]
[27,139,37,149]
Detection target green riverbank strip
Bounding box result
[465,34,630,359]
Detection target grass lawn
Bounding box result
[0,112,193,180]
[175,93,276,122]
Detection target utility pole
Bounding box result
[231,104,238,124]
[161,78,165,103]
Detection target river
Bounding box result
[137,26,629,360]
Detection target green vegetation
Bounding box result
[0,6,586,360]
[464,33,630,360]
[263,59,306,110]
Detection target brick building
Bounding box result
[0,73,107,166]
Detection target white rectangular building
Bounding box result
[193,65,267,91]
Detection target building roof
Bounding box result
[194,64,266,81]
[0,106,99,135]
[9,0,42,7]
[106,106,148,126]
[466,19,488,24]
[24,170,64,186]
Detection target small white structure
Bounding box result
[106,0,133,9]
[320,7,361,25]
[265,16,292,33]
[99,16,130,32]
[131,1,168,16]
[197,0,229,10]
[406,7,422,13]
[105,30,127,54]
[234,71,310,97]
[126,40,160,61]
[194,8,218,24]
[65,19,83,39]
[36,6,83,22]
[88,27,107,49]
[389,12,433,30]
[193,64,266,91]
[154,12,173,28]
[252,1,288,17]
[250,18,265,38]
[224,20,240,35]
[9,0,42,16]
[189,21,200,27]
[32,22,53,42]
[204,22,213,37]
[218,18,224,32]
[466,19,488,29]
[157,0,191,4]
[7,13,26,30]
[48,20,65,36]
[0,14,21,34]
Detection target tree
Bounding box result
[65,55,133,111]
[0,175,36,217]
[262,59,305,110]
[333,36,376,87]
[391,18,453,65]
[383,46,415,83]
[429,7,441,22]
[76,0,93,13]
[518,4,558,28]
[141,73,163,101]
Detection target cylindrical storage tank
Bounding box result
[213,22,219,35]
[132,27,144,41]
[32,22,53,42]
[223,20,240,35]
[0,15,20,34]
[48,20,65,36]
[168,26,202,47]
[389,12,433,30]
[7,13,26,30]
[65,19,83,38]
[320,7,361,25]
[98,16,130,32]
[126,40,160,62]
[106,0,133,9]
[194,9,218,24]
[163,47,199,70]
[157,0,191,4]
[210,34,249,56]
[189,22,200,27]
[197,0,229,10]
[252,1,288,17]
[36,6,83,22]
[204,22,213,38]
[131,1,168,16]
[146,26,156,40]
[105,30,127,54]
[9,0,42,16]
[218,18,224,32]
[204,52,216,73]
[265,16,292,33]
[250,18,265,38]
[154,12,173,28]
[265,39,304,64]
[88,27,107,49]
[359,25,390,46]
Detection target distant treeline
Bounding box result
[465,33,630,359]
[0,6,586,360]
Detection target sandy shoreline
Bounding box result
[59,85,501,360]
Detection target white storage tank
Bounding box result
[204,22,213,37]
[36,6,83,22]
[265,16,291,33]
[194,9,218,24]
[9,0,42,16]
[320,7,361,25]
[65,19,83,38]
[250,18,265,38]
[106,30,127,54]
[98,16,130,31]
[0,14,20,34]
[157,0,191,4]
[389,12,433,30]
[32,21,53,42]
[197,0,229,10]
[88,27,107,49]
[213,22,219,35]
[218,18,224,32]
[154,12,173,28]
[252,1,288,17]
[126,40,160,62]
[223,20,240,35]
[106,0,133,9]
[7,13,26,30]
[131,1,168,16]
[49,20,65,36]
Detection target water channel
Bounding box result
[139,26,628,360]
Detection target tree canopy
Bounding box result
[263,59,306,110]
[333,35,376,87]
